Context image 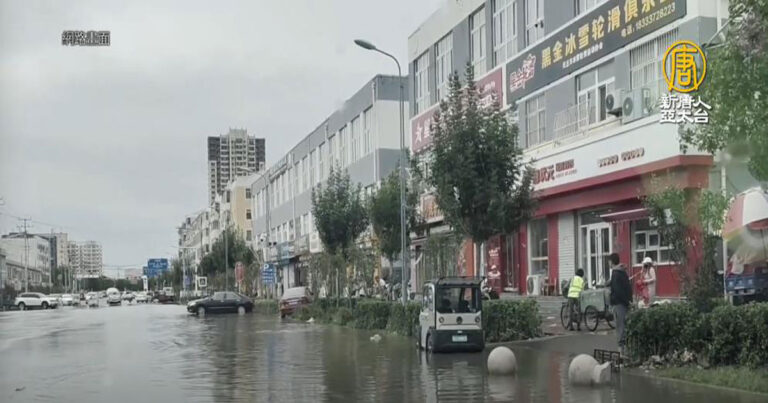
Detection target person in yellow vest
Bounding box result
[567,269,585,331]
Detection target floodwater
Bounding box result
[0,303,764,403]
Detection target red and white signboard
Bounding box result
[529,122,707,193]
[410,67,504,154]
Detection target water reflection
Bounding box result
[0,306,766,403]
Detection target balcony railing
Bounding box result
[553,79,667,143]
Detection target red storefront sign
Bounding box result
[485,235,505,295]
[420,193,443,223]
[410,67,504,154]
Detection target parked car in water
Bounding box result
[279,287,312,318]
[187,291,253,315]
[122,291,135,303]
[14,292,59,310]
[86,292,99,307]
[152,289,175,304]
[135,292,149,303]
[60,294,75,306]
[49,294,62,305]
[106,288,122,306]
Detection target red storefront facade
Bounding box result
[509,120,713,297]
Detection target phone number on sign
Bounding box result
[634,3,676,31]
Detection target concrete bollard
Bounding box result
[568,354,598,386]
[487,346,517,375]
[591,362,612,385]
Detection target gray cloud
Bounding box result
[0,0,441,267]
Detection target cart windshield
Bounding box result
[435,286,481,314]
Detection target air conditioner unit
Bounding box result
[526,275,543,296]
[605,91,623,117]
[621,87,653,124]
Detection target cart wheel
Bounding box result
[584,305,599,332]
[560,304,570,329]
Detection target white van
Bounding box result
[106,287,122,306]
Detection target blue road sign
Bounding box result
[262,264,277,284]
[147,258,169,278]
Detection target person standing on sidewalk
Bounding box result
[641,257,657,306]
[607,253,632,354]
[566,269,585,331]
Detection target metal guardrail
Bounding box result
[553,102,590,139]
[594,349,622,372]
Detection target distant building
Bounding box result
[0,234,53,289]
[208,128,266,205]
[251,75,409,291]
[123,268,142,280]
[67,241,103,278]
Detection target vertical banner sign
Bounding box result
[505,0,687,106]
[235,262,245,285]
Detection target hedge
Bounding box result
[252,300,278,315]
[626,302,768,368]
[282,298,541,343]
[482,299,542,342]
[386,302,421,337]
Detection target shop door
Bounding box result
[580,223,612,287]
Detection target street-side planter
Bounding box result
[289,297,542,344]
[626,301,768,368]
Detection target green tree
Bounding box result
[198,227,255,283]
[427,64,535,274]
[642,182,730,311]
[311,166,369,296]
[680,0,768,180]
[368,170,418,266]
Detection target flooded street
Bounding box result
[0,304,764,403]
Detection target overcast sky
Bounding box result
[0,0,442,272]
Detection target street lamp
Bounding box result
[354,38,409,304]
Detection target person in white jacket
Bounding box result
[641,257,657,305]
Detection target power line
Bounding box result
[0,210,76,232]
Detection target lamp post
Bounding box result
[354,39,408,304]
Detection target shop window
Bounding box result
[631,219,673,265]
[529,218,548,276]
[525,94,546,147]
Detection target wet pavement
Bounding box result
[0,303,765,402]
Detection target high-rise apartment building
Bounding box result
[208,128,266,205]
[68,240,103,278]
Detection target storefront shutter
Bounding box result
[558,212,576,285]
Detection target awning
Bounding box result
[599,208,649,223]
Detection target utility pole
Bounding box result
[224,211,229,291]
[19,218,32,292]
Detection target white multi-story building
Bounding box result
[208,128,266,205]
[251,75,410,292]
[67,240,103,278]
[408,0,755,297]
[178,172,261,275]
[0,234,52,289]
